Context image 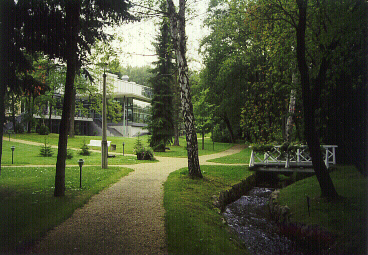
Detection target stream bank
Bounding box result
[217,172,336,254]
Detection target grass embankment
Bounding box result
[277,166,367,254]
[1,140,140,165]
[207,147,252,164]
[164,165,252,255]
[0,165,133,253]
[10,133,233,158]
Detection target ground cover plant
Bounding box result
[277,166,367,254]
[164,165,253,254]
[0,166,133,253]
[1,140,142,166]
[207,147,252,164]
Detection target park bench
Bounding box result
[87,140,111,147]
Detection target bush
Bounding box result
[133,134,155,160]
[15,123,25,134]
[66,149,74,159]
[80,141,91,156]
[40,138,53,157]
[38,125,50,135]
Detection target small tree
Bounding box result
[40,138,53,157]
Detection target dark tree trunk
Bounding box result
[11,93,16,133]
[296,0,338,199]
[202,131,205,150]
[223,114,235,143]
[69,88,76,137]
[167,0,202,178]
[48,94,53,132]
[54,1,80,197]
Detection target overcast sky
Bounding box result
[113,0,209,70]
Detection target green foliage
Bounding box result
[278,166,367,254]
[80,141,91,156]
[148,2,175,152]
[39,138,53,157]
[133,134,155,160]
[14,123,24,134]
[38,124,50,135]
[164,165,253,254]
[66,149,74,159]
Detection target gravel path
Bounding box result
[26,144,245,254]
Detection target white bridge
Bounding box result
[249,145,337,172]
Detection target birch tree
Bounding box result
[166,0,202,178]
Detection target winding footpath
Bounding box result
[7,138,245,254]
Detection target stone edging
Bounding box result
[216,174,257,212]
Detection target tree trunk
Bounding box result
[296,0,338,199]
[285,88,296,142]
[69,87,76,137]
[167,0,202,178]
[223,114,235,143]
[11,92,16,133]
[48,94,53,132]
[54,1,80,197]
[202,131,205,150]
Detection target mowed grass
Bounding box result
[207,147,252,164]
[164,165,253,255]
[10,133,233,158]
[155,137,233,158]
[1,140,145,166]
[277,165,367,254]
[0,165,133,253]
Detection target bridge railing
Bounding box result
[249,145,337,169]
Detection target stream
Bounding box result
[223,187,305,255]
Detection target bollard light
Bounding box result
[123,142,125,156]
[78,159,84,188]
[11,146,15,164]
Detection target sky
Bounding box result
[113,0,210,70]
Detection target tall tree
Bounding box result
[149,0,175,152]
[167,0,202,178]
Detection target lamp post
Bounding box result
[123,142,125,156]
[101,65,108,169]
[78,159,84,188]
[11,146,15,164]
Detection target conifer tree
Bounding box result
[148,0,175,152]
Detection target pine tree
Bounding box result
[148,0,175,152]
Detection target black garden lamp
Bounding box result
[11,146,15,164]
[78,159,84,188]
[123,142,125,156]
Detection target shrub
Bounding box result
[133,134,155,160]
[66,149,74,159]
[80,141,91,156]
[38,124,50,135]
[15,123,24,134]
[40,138,53,157]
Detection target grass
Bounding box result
[0,165,133,253]
[1,140,148,165]
[155,138,233,158]
[164,165,253,255]
[207,147,252,164]
[9,133,233,158]
[277,165,367,254]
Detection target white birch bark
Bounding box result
[167,0,202,178]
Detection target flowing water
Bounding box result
[223,187,305,255]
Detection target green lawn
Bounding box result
[164,165,253,255]
[155,137,233,158]
[277,165,367,254]
[0,165,133,253]
[1,140,142,165]
[207,147,252,164]
[9,133,233,158]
